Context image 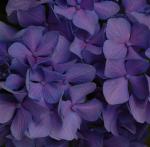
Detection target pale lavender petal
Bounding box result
[103,77,129,104]
[5,74,24,90]
[129,96,147,123]
[54,6,76,20]
[11,108,32,140]
[103,40,127,59]
[70,82,96,104]
[103,106,118,135]
[104,59,126,78]
[72,99,102,121]
[66,63,96,84]
[8,42,31,63]
[85,44,102,55]
[80,0,94,10]
[106,18,131,43]
[73,10,98,35]
[145,48,150,58]
[94,1,120,19]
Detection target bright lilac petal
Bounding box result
[70,82,96,104]
[103,77,129,105]
[72,99,102,121]
[5,74,24,90]
[94,1,120,19]
[129,96,147,123]
[104,59,126,78]
[8,42,31,63]
[130,23,150,48]
[103,40,127,59]
[54,6,76,20]
[11,108,32,140]
[17,6,46,27]
[80,0,94,10]
[128,75,149,100]
[106,18,131,43]
[0,21,16,41]
[66,63,96,84]
[103,106,118,135]
[70,37,85,58]
[51,35,70,64]
[73,10,98,35]
[123,0,147,12]
[21,26,44,51]
[0,97,16,123]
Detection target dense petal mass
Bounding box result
[94,1,120,19]
[103,77,129,104]
[106,18,131,43]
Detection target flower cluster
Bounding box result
[0,0,150,146]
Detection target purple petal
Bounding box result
[5,74,24,91]
[51,35,70,64]
[20,26,44,51]
[70,82,96,104]
[66,63,96,84]
[85,44,102,55]
[54,6,76,20]
[28,82,43,100]
[123,0,147,12]
[26,112,50,138]
[11,108,32,140]
[126,60,149,75]
[80,0,94,10]
[129,23,149,49]
[70,37,85,58]
[128,75,149,100]
[59,100,81,140]
[0,96,16,123]
[103,40,127,59]
[104,59,126,78]
[72,99,102,121]
[43,83,63,104]
[103,77,129,104]
[17,6,46,27]
[94,1,120,19]
[73,10,99,35]
[145,48,150,58]
[129,96,147,123]
[103,106,118,135]
[130,12,150,29]
[106,18,131,43]
[0,21,16,41]
[127,47,145,60]
[8,42,31,63]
